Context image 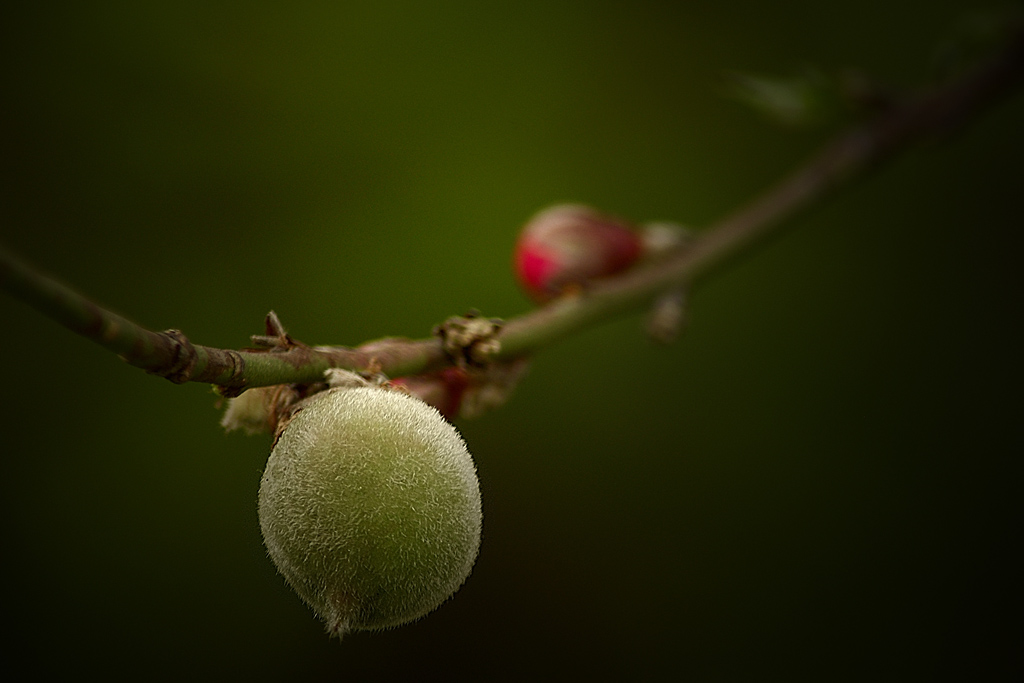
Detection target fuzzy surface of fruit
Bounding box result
[513,204,644,302]
[258,386,482,638]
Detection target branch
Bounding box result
[0,249,446,392]
[3,26,1023,392]
[498,25,1024,357]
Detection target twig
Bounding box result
[0,249,445,393]
[489,24,1024,357]
[2,27,1022,392]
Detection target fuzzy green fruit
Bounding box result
[258,386,482,638]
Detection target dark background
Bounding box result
[1,2,1021,680]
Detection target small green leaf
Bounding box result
[725,69,836,127]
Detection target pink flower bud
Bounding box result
[513,205,644,303]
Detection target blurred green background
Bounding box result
[2,1,1021,680]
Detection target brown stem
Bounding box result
[0,248,446,392]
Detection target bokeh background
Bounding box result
[2,1,1021,680]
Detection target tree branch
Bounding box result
[482,25,1024,358]
[3,25,1022,392]
[0,248,447,392]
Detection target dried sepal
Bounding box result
[391,367,471,420]
[393,358,530,420]
[220,384,303,435]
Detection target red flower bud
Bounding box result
[513,205,644,303]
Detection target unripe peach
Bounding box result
[258,386,482,638]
